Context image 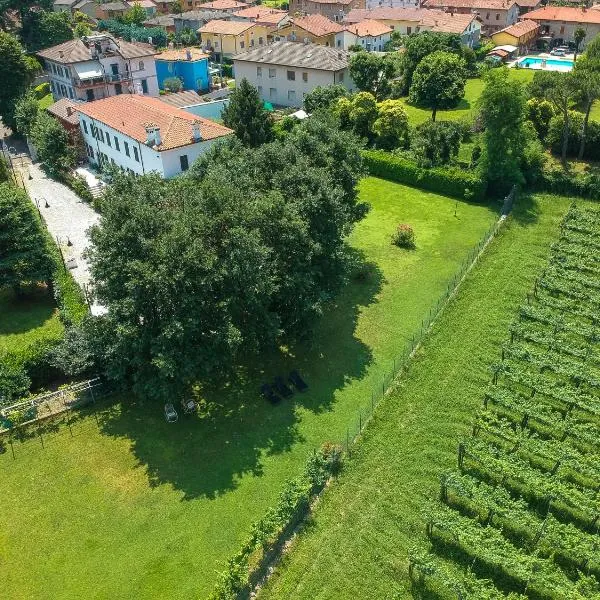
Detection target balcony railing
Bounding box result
[71,72,132,87]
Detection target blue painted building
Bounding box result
[155,48,211,93]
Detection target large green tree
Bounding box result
[478,68,527,193]
[408,51,466,121]
[303,84,348,113]
[30,112,75,177]
[222,78,273,147]
[14,90,40,137]
[411,120,463,167]
[372,99,409,150]
[348,52,399,100]
[572,54,600,159]
[0,182,54,294]
[0,32,36,130]
[87,115,366,402]
[400,31,464,94]
[335,91,379,141]
[22,9,73,52]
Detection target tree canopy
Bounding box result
[348,52,399,100]
[0,32,36,130]
[408,51,466,121]
[30,112,75,178]
[372,99,409,151]
[222,78,273,147]
[86,115,367,402]
[303,84,348,113]
[21,10,73,52]
[0,183,54,293]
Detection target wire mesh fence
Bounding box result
[337,187,517,458]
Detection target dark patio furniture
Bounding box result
[260,383,281,404]
[273,376,293,398]
[289,370,308,392]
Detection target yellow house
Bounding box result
[491,19,539,51]
[276,14,344,46]
[198,20,257,60]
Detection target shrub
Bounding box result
[0,357,31,406]
[546,111,600,161]
[525,98,555,142]
[536,164,600,199]
[65,173,94,203]
[411,120,463,168]
[363,150,487,201]
[392,224,416,249]
[33,82,50,99]
[163,76,182,93]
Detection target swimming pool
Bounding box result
[517,56,574,71]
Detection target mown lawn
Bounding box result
[401,69,535,125]
[37,93,53,110]
[0,286,62,357]
[0,178,497,600]
[259,193,575,600]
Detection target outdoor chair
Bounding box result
[260,383,280,404]
[289,370,308,392]
[164,403,178,423]
[273,376,293,399]
[181,399,197,414]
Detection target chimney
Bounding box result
[192,121,202,142]
[144,123,161,146]
[66,106,74,117]
[186,48,192,60]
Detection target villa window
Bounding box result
[287,70,295,81]
[269,68,276,78]
[114,136,120,151]
[302,72,308,82]
[257,66,262,77]
[133,146,139,162]
[124,141,130,157]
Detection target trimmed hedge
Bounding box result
[536,164,600,200]
[362,150,487,201]
[210,443,342,599]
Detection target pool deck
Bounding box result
[508,51,574,72]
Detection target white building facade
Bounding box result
[76,95,233,178]
[233,41,355,108]
[38,34,159,103]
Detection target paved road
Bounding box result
[17,160,105,316]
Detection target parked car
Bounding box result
[550,48,566,56]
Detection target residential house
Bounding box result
[97,1,130,19]
[174,10,231,33]
[232,40,354,107]
[76,94,233,177]
[336,18,392,49]
[155,48,211,91]
[199,0,249,12]
[143,14,177,32]
[276,14,344,45]
[344,8,481,46]
[38,34,159,102]
[491,18,538,51]
[198,20,256,60]
[133,0,159,16]
[513,0,542,17]
[72,0,101,18]
[289,0,365,22]
[155,0,180,12]
[46,98,87,160]
[366,0,419,8]
[523,6,600,46]
[422,0,518,34]
[231,7,291,44]
[53,0,80,12]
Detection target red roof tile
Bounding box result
[523,6,600,24]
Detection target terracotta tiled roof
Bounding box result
[47,98,81,126]
[157,90,203,108]
[494,18,538,37]
[100,1,128,10]
[256,11,289,25]
[523,6,600,24]
[344,7,478,34]
[176,9,230,20]
[143,15,175,26]
[198,19,255,34]
[76,94,233,151]
[233,40,349,70]
[133,0,157,7]
[287,14,344,36]
[232,5,285,19]
[421,10,479,32]
[514,0,541,7]
[304,0,354,4]
[345,19,393,36]
[423,0,516,9]
[155,47,210,61]
[199,0,247,9]
[37,36,155,63]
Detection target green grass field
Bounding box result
[401,70,535,125]
[0,286,62,357]
[0,179,497,600]
[37,93,53,110]
[259,193,575,600]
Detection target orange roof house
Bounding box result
[523,6,600,46]
[277,14,344,46]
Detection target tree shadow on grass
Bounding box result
[510,192,542,226]
[0,286,57,336]
[99,250,384,500]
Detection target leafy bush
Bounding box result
[411,120,463,168]
[34,82,50,99]
[546,111,600,160]
[536,164,600,199]
[210,443,343,599]
[98,19,167,47]
[392,224,416,249]
[525,98,555,141]
[0,356,31,406]
[220,63,233,78]
[363,150,487,201]
[162,76,182,93]
[64,173,94,204]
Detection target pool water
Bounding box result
[518,56,574,71]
